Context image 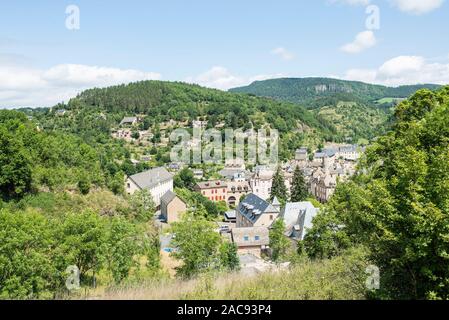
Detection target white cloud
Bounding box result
[340,30,377,54]
[390,0,445,15]
[271,47,295,61]
[185,66,284,90]
[42,64,160,88]
[341,55,449,86]
[0,62,161,108]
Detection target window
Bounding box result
[255,236,260,241]
[270,215,274,220]
[127,183,130,188]
[244,236,249,241]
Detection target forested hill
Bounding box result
[32,80,339,144]
[75,81,333,133]
[229,78,440,109]
[230,78,441,142]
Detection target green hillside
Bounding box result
[229,78,440,141]
[229,78,440,108]
[26,81,343,161]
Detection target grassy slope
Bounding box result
[89,247,369,300]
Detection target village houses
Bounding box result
[125,167,174,208]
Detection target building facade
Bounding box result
[226,180,251,207]
[125,167,174,208]
[160,190,187,224]
[194,180,228,202]
[231,227,270,257]
[249,166,274,201]
[236,194,280,228]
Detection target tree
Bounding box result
[175,168,196,190]
[270,166,288,203]
[56,211,107,284]
[306,87,449,299]
[269,219,290,262]
[290,166,308,202]
[171,216,222,278]
[129,189,155,222]
[0,209,59,299]
[78,175,91,195]
[0,124,33,199]
[105,216,141,283]
[219,242,240,271]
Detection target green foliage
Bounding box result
[270,166,288,204]
[77,176,91,195]
[121,246,370,300]
[219,242,240,272]
[290,166,308,202]
[306,87,449,299]
[171,216,222,278]
[0,110,112,199]
[105,216,149,283]
[0,191,161,299]
[269,219,290,262]
[0,118,33,199]
[31,80,339,156]
[56,211,107,281]
[303,207,352,260]
[315,101,390,141]
[231,78,439,141]
[174,168,196,190]
[128,189,156,222]
[0,209,58,299]
[175,188,221,219]
[230,77,440,108]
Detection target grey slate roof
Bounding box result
[281,202,319,240]
[238,194,279,224]
[128,167,173,190]
[120,117,137,125]
[338,145,357,153]
[315,148,337,158]
[218,168,250,180]
[161,190,177,205]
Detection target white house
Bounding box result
[125,167,174,208]
[336,145,362,161]
[249,166,274,201]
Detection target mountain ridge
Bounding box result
[229,77,441,109]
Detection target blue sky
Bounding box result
[1,0,448,107]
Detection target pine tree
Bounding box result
[270,166,288,203]
[290,166,308,202]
